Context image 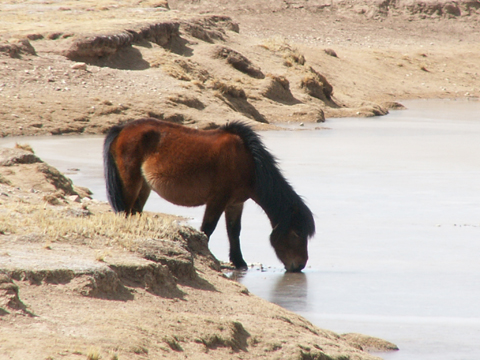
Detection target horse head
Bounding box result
[269,201,315,272]
[270,225,309,272]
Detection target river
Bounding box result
[2,99,479,359]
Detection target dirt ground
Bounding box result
[1,0,479,138]
[1,0,479,359]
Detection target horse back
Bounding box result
[111,119,255,207]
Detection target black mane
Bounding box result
[221,121,315,239]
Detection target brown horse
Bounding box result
[103,118,315,272]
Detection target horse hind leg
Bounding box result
[131,179,151,215]
[115,165,149,216]
[225,203,248,270]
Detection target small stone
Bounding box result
[324,48,338,57]
[68,195,81,203]
[71,62,87,71]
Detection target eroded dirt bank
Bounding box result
[1,0,479,137]
[0,147,399,359]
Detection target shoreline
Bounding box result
[1,2,479,137]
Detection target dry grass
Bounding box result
[266,74,290,90]
[158,61,193,81]
[86,347,101,360]
[14,143,34,153]
[0,174,12,186]
[283,50,306,67]
[0,201,182,250]
[152,56,211,83]
[260,37,292,53]
[164,335,184,351]
[207,78,246,98]
[260,37,305,66]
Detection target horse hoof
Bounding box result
[234,261,248,271]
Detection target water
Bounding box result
[2,99,479,359]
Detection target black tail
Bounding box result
[103,124,126,213]
[221,121,315,239]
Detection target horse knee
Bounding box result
[200,223,215,239]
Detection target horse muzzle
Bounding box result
[285,261,306,273]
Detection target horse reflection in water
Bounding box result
[103,119,315,272]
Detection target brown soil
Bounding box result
[1,0,479,137]
[1,0,479,358]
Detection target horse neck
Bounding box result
[253,173,315,239]
[253,175,298,230]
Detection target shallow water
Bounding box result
[2,99,479,359]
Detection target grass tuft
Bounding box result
[260,37,305,66]
[86,347,101,360]
[0,202,182,250]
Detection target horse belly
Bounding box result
[142,166,211,207]
[140,130,254,207]
[155,182,210,207]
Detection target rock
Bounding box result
[71,62,87,70]
[324,48,338,57]
[68,194,82,203]
[26,34,44,41]
[47,32,64,40]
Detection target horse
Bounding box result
[103,118,315,272]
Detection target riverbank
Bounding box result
[1,0,479,137]
[0,146,398,359]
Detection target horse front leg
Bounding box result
[200,200,226,239]
[225,203,248,270]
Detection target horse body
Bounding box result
[104,118,315,272]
